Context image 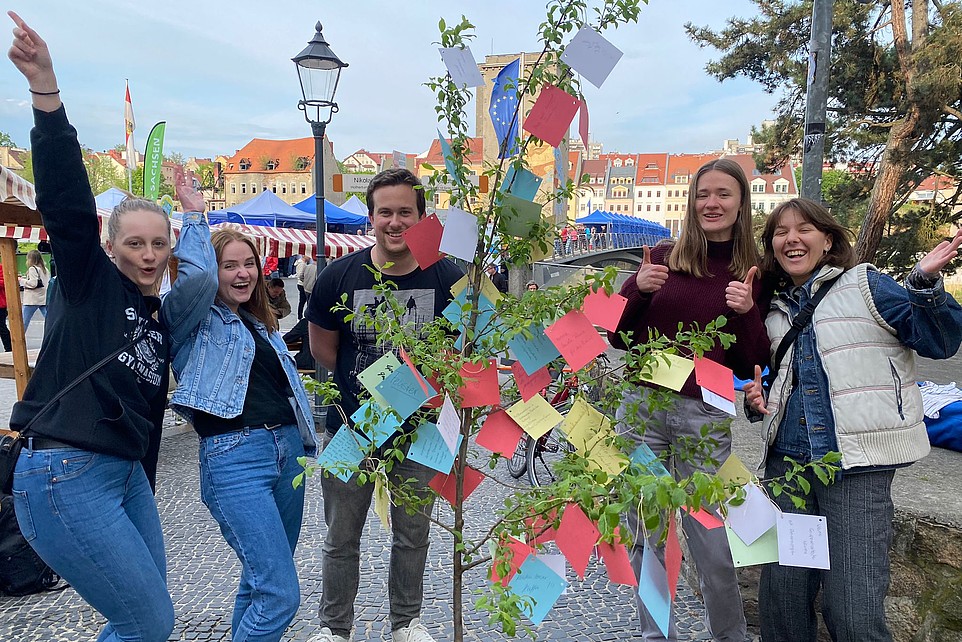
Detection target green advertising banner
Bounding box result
[144,121,166,201]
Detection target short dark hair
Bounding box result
[761,198,856,284]
[268,277,284,288]
[366,168,426,217]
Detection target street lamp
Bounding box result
[293,21,348,269]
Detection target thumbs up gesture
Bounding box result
[634,245,670,294]
[725,265,758,315]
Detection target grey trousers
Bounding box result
[318,433,437,636]
[617,389,747,642]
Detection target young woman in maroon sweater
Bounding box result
[608,158,769,642]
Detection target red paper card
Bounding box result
[429,466,485,506]
[544,309,607,373]
[423,373,443,409]
[458,359,500,408]
[402,213,445,270]
[693,356,736,402]
[598,541,637,587]
[475,410,524,457]
[579,98,589,152]
[511,361,552,402]
[399,348,436,401]
[554,503,601,579]
[522,84,580,148]
[665,514,682,601]
[685,506,724,530]
[581,289,629,333]
[525,508,559,545]
[490,536,535,586]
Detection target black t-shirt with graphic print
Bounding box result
[306,247,463,435]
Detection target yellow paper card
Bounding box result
[582,431,628,479]
[639,353,694,392]
[717,454,753,488]
[374,473,391,530]
[725,524,778,567]
[506,394,564,439]
[357,352,402,409]
[450,274,503,304]
[559,397,611,452]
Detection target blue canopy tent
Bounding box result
[294,195,368,233]
[95,187,132,211]
[575,210,670,248]
[207,191,316,227]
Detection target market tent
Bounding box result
[293,195,368,226]
[215,223,373,260]
[207,190,317,227]
[94,187,133,211]
[0,164,40,226]
[341,195,368,216]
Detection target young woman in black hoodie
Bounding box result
[7,13,175,641]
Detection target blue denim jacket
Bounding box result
[161,213,318,456]
[771,266,962,465]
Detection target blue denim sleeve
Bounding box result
[868,268,962,359]
[161,212,219,355]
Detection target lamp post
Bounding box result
[293,21,348,270]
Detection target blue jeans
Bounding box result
[319,432,436,636]
[13,445,173,642]
[199,425,306,642]
[760,457,895,642]
[22,304,47,331]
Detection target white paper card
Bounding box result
[439,46,485,87]
[537,554,569,594]
[776,512,830,569]
[439,207,479,262]
[560,26,624,89]
[437,394,461,455]
[725,483,779,546]
[701,387,736,416]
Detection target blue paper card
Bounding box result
[503,165,543,201]
[375,365,436,421]
[629,443,671,478]
[509,323,561,376]
[318,426,369,483]
[638,540,672,637]
[444,291,500,350]
[351,401,401,448]
[407,423,463,473]
[509,556,568,625]
[438,130,460,186]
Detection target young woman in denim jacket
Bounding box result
[164,207,318,642]
[745,198,962,642]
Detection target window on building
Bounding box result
[752,183,765,193]
[281,184,286,194]
[656,204,661,211]
[301,183,307,194]
[241,183,246,194]
[626,158,634,166]
[647,190,652,198]
[613,159,622,167]
[230,183,236,194]
[656,190,661,198]
[239,158,251,171]
[674,174,689,184]
[681,204,686,211]
[638,205,643,212]
[266,160,278,170]
[646,163,657,170]
[272,185,277,193]
[251,183,257,193]
[646,204,651,212]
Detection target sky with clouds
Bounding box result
[1,1,781,161]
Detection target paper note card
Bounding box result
[638,540,671,638]
[539,554,568,595]
[776,513,830,570]
[726,523,779,567]
[438,45,485,87]
[725,483,779,547]
[491,536,535,586]
[578,98,589,151]
[458,359,500,408]
[581,289,628,333]
[525,508,559,545]
[437,131,460,187]
[509,556,568,625]
[439,206,479,262]
[375,363,436,420]
[583,432,628,478]
[665,517,682,601]
[475,410,525,457]
[508,324,561,376]
[429,465,485,506]
[629,443,671,478]
[522,84,580,148]
[716,453,753,488]
[685,507,724,530]
[317,426,369,483]
[437,394,461,454]
[598,541,637,586]
[408,422,462,474]
[560,25,624,88]
[702,387,736,416]
[555,503,601,579]
[544,309,607,373]
[374,473,390,529]
[559,396,611,452]
[357,352,402,409]
[693,356,736,402]
[501,194,543,239]
[402,213,445,270]
[506,394,564,440]
[511,361,552,402]
[350,401,400,448]
[503,165,543,201]
[639,353,694,392]
[450,273,503,305]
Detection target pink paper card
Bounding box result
[693,356,736,402]
[579,98,589,152]
[581,289,629,333]
[490,536,535,586]
[475,410,524,457]
[429,466,485,506]
[522,84,580,148]
[399,348,436,400]
[598,541,637,587]
[525,508,559,545]
[511,361,552,402]
[458,359,500,408]
[685,506,724,530]
[554,503,601,579]
[401,213,445,270]
[544,309,607,373]
[665,515,682,601]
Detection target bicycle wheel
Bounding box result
[526,431,576,487]
[505,436,528,479]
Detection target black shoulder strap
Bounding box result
[763,274,842,388]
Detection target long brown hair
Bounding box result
[668,158,759,279]
[26,249,48,275]
[210,229,277,333]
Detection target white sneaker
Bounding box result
[391,618,436,642]
[307,627,351,642]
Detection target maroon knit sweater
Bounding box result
[608,240,770,399]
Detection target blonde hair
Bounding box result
[210,229,277,333]
[26,249,48,275]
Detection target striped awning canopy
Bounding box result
[0,165,41,226]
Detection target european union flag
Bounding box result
[489,58,521,158]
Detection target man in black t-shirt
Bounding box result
[306,168,462,642]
